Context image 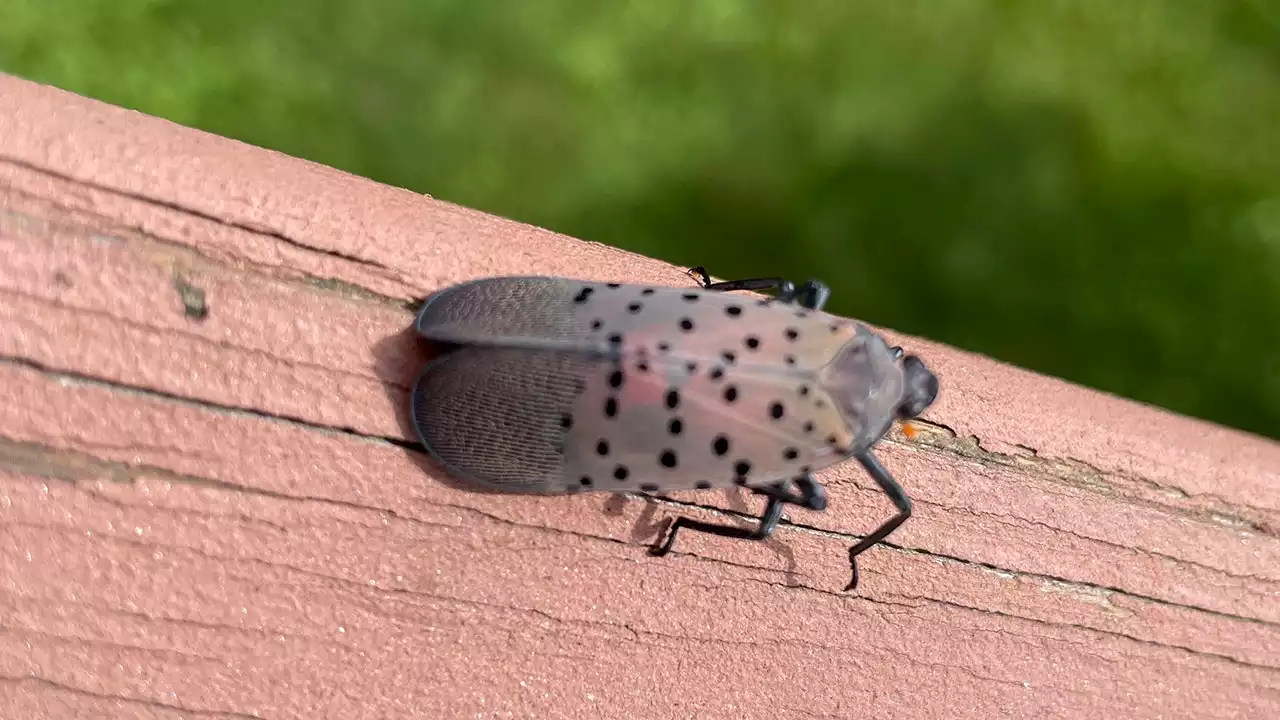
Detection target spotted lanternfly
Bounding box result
[409,265,940,591]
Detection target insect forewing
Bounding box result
[414,275,854,364]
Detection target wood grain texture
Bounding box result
[1,73,1278,719]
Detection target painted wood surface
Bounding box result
[2,74,1277,719]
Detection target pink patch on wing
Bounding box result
[620,353,669,408]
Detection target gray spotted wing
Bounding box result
[415,275,861,365]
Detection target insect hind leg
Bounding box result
[687,266,794,296]
[648,495,786,557]
[687,266,829,311]
[648,475,825,557]
[844,451,913,592]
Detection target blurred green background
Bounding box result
[2,0,1278,440]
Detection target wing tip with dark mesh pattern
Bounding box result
[408,354,501,492]
[409,344,597,495]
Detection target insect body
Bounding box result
[409,266,939,590]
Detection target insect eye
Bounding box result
[896,354,939,419]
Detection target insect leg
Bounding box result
[752,475,828,511]
[784,279,830,311]
[792,475,829,511]
[844,451,913,591]
[648,494,786,557]
[687,266,832,311]
[687,266,795,297]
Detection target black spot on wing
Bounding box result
[712,435,730,456]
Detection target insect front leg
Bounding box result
[844,451,913,592]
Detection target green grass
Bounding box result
[3,0,1278,439]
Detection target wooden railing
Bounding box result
[2,73,1277,719]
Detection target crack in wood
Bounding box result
[0,675,263,719]
[902,419,1274,535]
